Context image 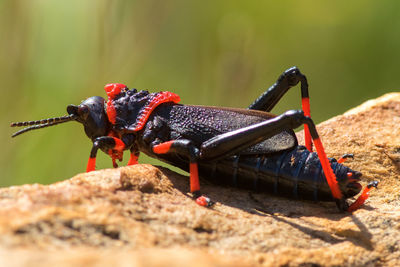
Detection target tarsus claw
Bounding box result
[347,181,379,212]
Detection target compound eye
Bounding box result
[80,105,89,113]
[78,105,89,119]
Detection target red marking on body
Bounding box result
[313,137,343,199]
[87,157,96,172]
[104,83,127,124]
[105,83,127,98]
[127,153,139,165]
[190,162,200,192]
[347,172,353,178]
[347,186,373,212]
[302,97,313,152]
[112,137,125,151]
[134,92,180,131]
[152,140,174,154]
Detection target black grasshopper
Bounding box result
[11,67,378,211]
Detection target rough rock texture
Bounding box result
[1,93,399,267]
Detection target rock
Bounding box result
[1,93,399,267]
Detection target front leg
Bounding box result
[152,139,212,207]
[87,136,131,172]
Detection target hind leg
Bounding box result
[248,67,313,152]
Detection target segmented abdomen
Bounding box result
[198,146,338,201]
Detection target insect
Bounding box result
[11,67,378,212]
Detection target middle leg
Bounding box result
[152,139,213,207]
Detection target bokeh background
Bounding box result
[1,0,399,186]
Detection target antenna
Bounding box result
[11,114,76,137]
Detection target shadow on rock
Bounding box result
[158,166,375,251]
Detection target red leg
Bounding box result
[152,140,213,207]
[302,97,313,152]
[337,153,354,164]
[312,137,343,200]
[347,181,379,212]
[87,136,127,172]
[303,117,345,206]
[306,119,378,211]
[87,157,97,172]
[189,162,200,192]
[127,151,139,165]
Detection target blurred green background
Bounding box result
[1,0,399,186]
